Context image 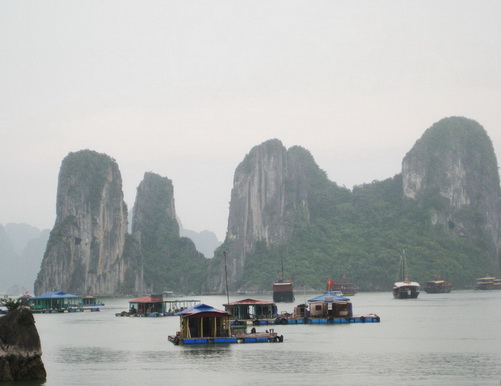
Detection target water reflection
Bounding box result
[57,347,131,364]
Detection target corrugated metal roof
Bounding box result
[129,296,163,303]
[31,291,79,299]
[308,292,350,302]
[223,298,275,306]
[178,303,229,316]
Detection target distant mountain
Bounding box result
[206,117,501,292]
[0,224,48,294]
[178,222,221,258]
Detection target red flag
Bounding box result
[327,278,333,287]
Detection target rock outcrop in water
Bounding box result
[207,139,326,292]
[402,117,501,271]
[132,172,206,293]
[0,307,46,381]
[34,150,146,296]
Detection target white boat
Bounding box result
[393,250,420,299]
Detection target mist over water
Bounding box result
[32,291,501,385]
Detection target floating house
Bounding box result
[223,298,278,325]
[28,291,102,313]
[273,291,380,325]
[168,303,283,345]
[116,295,201,317]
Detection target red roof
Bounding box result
[223,298,275,306]
[129,296,163,304]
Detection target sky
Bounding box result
[1,1,501,241]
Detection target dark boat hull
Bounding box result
[393,287,420,299]
[273,282,295,302]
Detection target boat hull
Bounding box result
[393,288,420,299]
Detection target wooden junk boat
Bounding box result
[272,256,295,302]
[274,291,380,325]
[424,276,452,294]
[330,277,358,296]
[168,303,284,345]
[476,276,501,290]
[393,251,420,299]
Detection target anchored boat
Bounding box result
[424,276,452,293]
[393,250,420,299]
[168,303,284,345]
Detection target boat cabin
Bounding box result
[307,292,353,318]
[223,298,278,321]
[171,304,232,343]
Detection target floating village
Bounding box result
[1,272,499,348]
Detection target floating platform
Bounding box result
[231,314,380,325]
[168,333,284,345]
[31,307,101,313]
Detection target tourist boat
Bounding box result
[223,298,278,325]
[273,288,380,324]
[272,256,295,302]
[168,303,284,345]
[424,276,452,293]
[393,251,420,299]
[116,295,201,317]
[475,276,501,290]
[330,276,358,296]
[28,291,102,313]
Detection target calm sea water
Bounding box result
[23,290,501,385]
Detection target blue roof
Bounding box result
[308,292,350,302]
[178,303,229,316]
[31,291,80,299]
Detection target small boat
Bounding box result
[424,276,452,294]
[168,303,284,345]
[475,277,501,290]
[273,287,380,325]
[223,298,278,325]
[28,291,102,313]
[272,256,294,302]
[393,250,420,299]
[116,295,201,317]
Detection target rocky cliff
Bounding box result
[34,150,145,296]
[132,172,206,293]
[207,139,328,292]
[402,117,501,272]
[0,307,46,381]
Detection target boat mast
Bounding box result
[223,250,230,305]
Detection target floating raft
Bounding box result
[169,333,284,345]
[232,314,380,325]
[31,307,101,313]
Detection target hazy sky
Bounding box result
[2,1,501,241]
